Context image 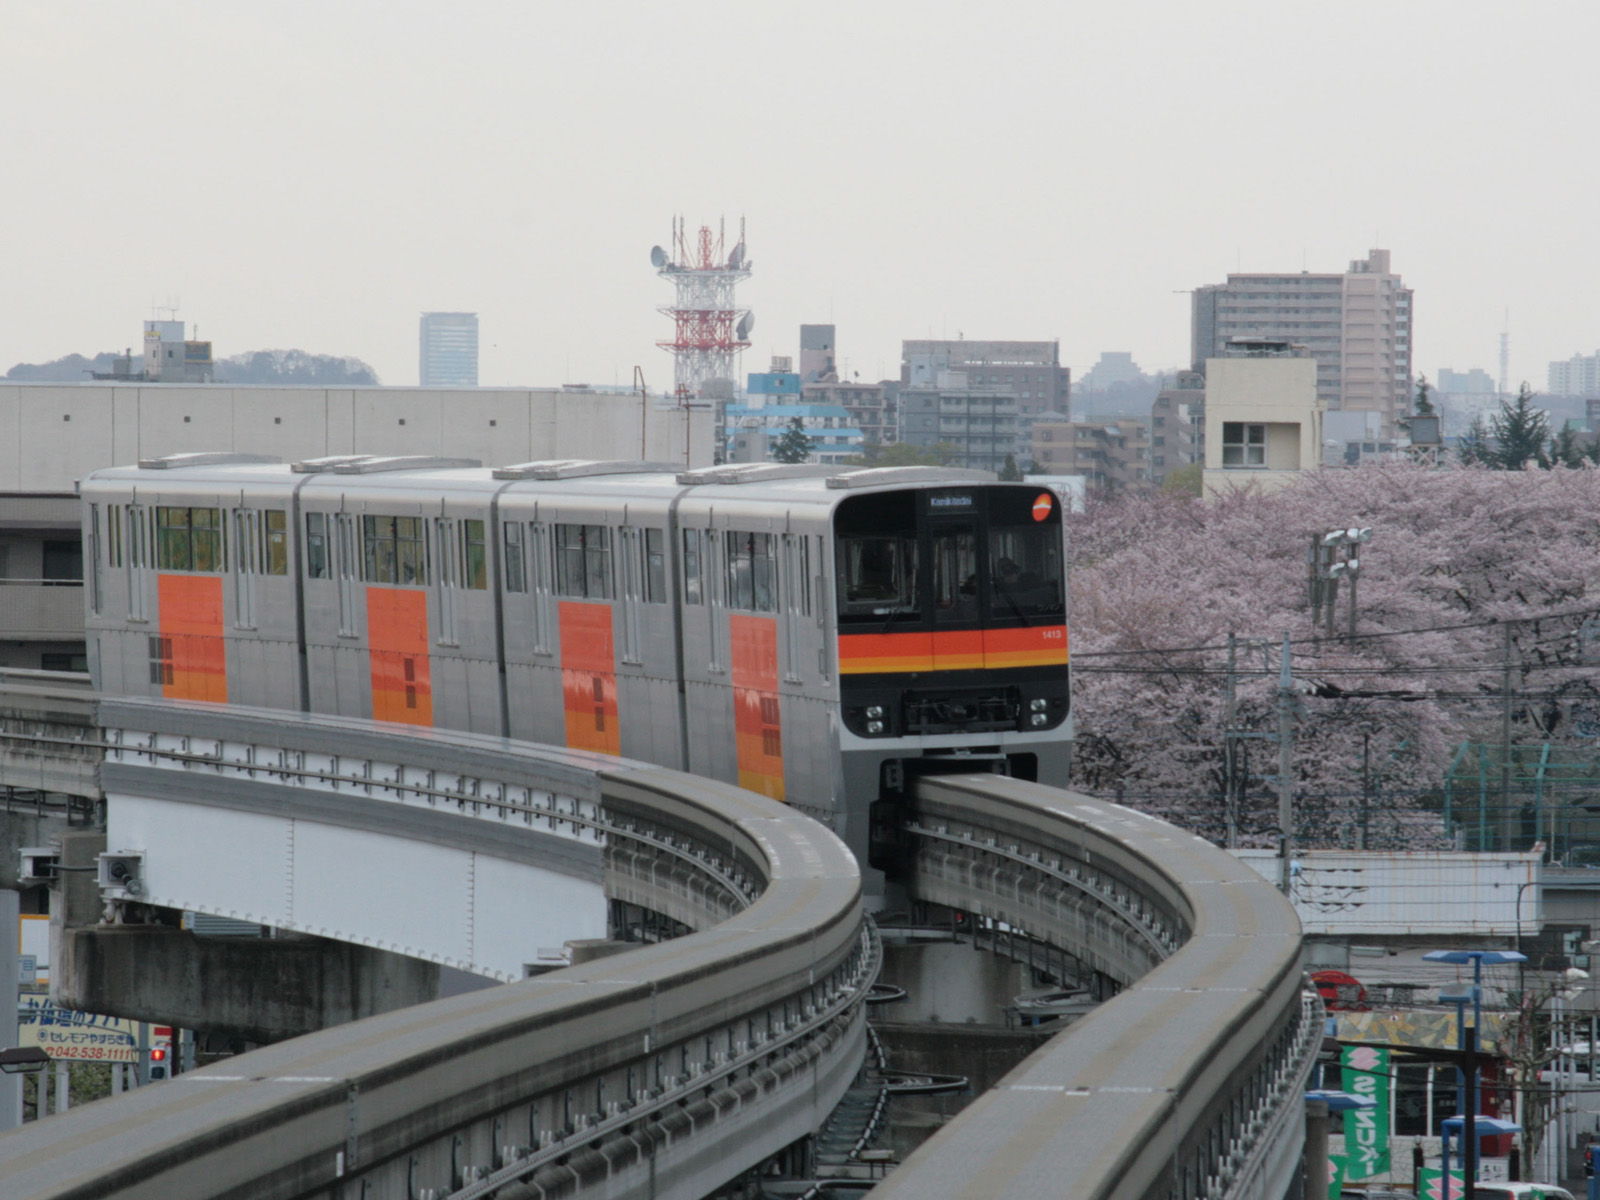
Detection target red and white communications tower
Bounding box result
[653,217,753,399]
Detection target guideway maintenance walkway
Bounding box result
[0,692,1314,1200]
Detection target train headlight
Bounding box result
[867,720,885,735]
[865,706,884,720]
[1030,699,1048,713]
[1030,713,1048,727]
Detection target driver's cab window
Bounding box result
[841,536,917,612]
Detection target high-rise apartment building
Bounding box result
[1191,250,1412,434]
[419,312,479,387]
[1149,371,1206,487]
[1031,419,1150,493]
[900,340,1070,419]
[899,371,1018,473]
[1548,352,1600,397]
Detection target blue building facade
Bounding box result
[725,370,865,464]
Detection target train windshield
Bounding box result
[834,487,1064,629]
[836,490,922,628]
[987,520,1064,621]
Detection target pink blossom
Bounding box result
[1066,462,1600,848]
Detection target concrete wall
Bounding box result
[0,383,714,494]
[1202,354,1322,494]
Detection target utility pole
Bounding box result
[1223,634,1239,848]
[1277,632,1295,894]
[1500,621,1516,850]
[1360,730,1371,852]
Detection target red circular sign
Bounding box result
[1031,492,1054,522]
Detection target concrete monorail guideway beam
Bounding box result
[881,774,1318,1200]
[0,700,871,1200]
[0,686,1315,1200]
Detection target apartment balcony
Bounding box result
[0,581,86,639]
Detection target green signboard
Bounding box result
[1342,1044,1390,1178]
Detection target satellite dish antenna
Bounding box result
[736,312,754,340]
[650,245,667,269]
[729,241,745,269]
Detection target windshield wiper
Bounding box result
[995,586,1031,628]
[877,604,912,635]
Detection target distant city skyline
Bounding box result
[2,5,1595,395]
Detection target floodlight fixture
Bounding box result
[0,1047,51,1075]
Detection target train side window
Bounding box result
[306,513,330,579]
[156,506,223,572]
[503,521,527,593]
[554,524,613,600]
[463,519,488,590]
[788,535,810,617]
[682,529,702,605]
[643,528,666,603]
[88,505,102,615]
[108,506,122,568]
[398,517,426,584]
[725,531,777,613]
[364,515,397,583]
[264,510,288,575]
[234,509,258,575]
[363,515,427,585]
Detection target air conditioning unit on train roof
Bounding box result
[493,460,680,481]
[325,456,482,474]
[138,452,283,470]
[825,466,997,489]
[675,464,841,486]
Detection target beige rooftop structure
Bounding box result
[1202,339,1323,495]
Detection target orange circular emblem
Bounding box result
[1031,492,1053,522]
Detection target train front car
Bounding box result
[832,481,1071,872]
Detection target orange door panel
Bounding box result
[367,587,433,725]
[559,602,620,755]
[731,614,784,801]
[156,575,228,703]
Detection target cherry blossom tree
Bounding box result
[1065,462,1600,849]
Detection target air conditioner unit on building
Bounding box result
[18,848,59,885]
[97,852,145,899]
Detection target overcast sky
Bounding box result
[4,1,1597,391]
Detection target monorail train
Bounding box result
[80,453,1071,873]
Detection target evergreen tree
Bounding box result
[771,416,815,464]
[1457,414,1492,466]
[999,454,1023,481]
[1551,425,1585,469]
[1413,374,1436,416]
[1489,383,1551,469]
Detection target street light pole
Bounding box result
[1425,948,1528,1200]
